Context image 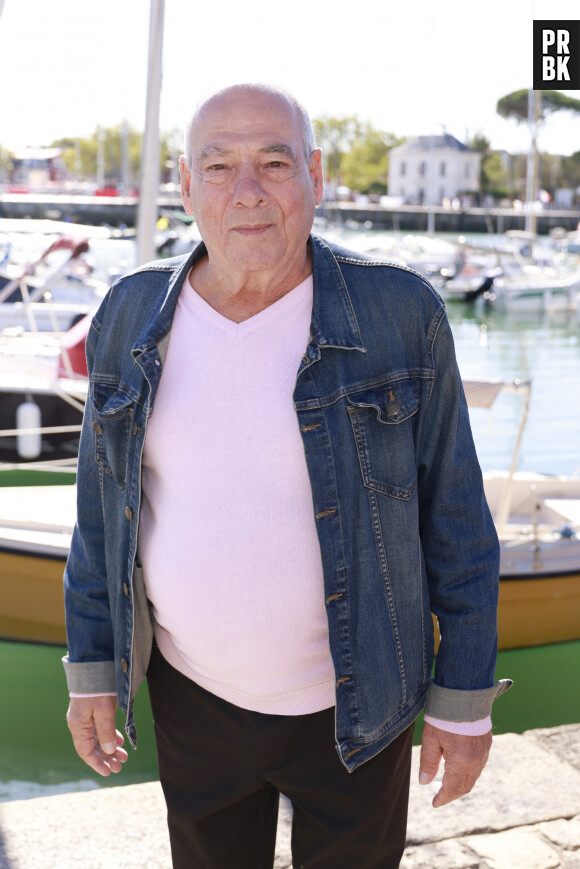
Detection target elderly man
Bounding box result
[64,83,510,869]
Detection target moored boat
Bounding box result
[0,485,73,644]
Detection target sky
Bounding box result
[0,0,579,159]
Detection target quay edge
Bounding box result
[1,192,580,235]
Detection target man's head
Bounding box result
[183,84,317,167]
[179,83,323,289]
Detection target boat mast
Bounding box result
[136,0,165,265]
[524,87,540,235]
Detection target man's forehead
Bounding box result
[193,90,301,147]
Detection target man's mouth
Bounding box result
[231,224,272,235]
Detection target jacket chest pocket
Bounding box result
[347,380,419,500]
[90,384,136,491]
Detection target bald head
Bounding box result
[184,83,316,168]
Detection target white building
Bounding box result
[388,134,481,206]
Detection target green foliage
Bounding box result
[340,130,392,194]
[467,132,491,154]
[313,115,366,177]
[497,89,580,124]
[50,125,178,187]
[481,150,510,196]
[313,115,401,191]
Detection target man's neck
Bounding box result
[188,251,312,323]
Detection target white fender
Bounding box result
[16,400,42,459]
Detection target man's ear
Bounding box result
[180,155,194,216]
[310,149,324,207]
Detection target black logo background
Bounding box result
[533,20,580,90]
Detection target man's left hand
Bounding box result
[418,721,492,808]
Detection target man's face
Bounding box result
[180,88,323,282]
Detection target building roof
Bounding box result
[12,147,63,161]
[392,134,471,154]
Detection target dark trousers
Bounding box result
[147,644,413,869]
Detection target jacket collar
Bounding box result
[309,233,366,353]
[131,232,366,361]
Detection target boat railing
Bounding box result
[464,377,532,533]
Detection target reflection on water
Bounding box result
[0,642,158,802]
[449,304,580,477]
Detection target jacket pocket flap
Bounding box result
[347,380,418,424]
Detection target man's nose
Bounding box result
[233,165,267,207]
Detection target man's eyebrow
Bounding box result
[197,146,232,163]
[261,144,297,160]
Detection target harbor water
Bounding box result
[1,228,579,800]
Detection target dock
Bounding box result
[0,723,579,868]
[1,192,579,236]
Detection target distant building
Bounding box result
[388,134,481,206]
[9,147,66,190]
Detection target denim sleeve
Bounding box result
[417,310,508,716]
[62,303,116,694]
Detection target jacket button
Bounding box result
[92,422,103,434]
[120,659,128,673]
[123,583,130,597]
[125,506,133,520]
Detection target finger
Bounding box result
[432,764,479,808]
[419,723,443,784]
[93,704,120,756]
[67,712,116,776]
[67,700,127,777]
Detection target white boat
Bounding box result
[0,234,109,332]
[464,378,580,649]
[442,231,580,312]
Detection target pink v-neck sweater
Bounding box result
[138,275,336,715]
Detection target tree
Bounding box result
[312,115,401,192]
[51,125,177,189]
[340,126,401,194]
[497,89,580,124]
[313,115,368,181]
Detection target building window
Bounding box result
[400,161,406,177]
[418,161,426,176]
[440,162,446,177]
[465,162,471,178]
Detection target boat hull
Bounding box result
[0,548,67,644]
[2,543,579,650]
[1,481,579,650]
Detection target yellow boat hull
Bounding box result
[0,549,67,645]
[2,544,580,651]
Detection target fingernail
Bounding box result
[419,770,431,785]
[102,742,116,755]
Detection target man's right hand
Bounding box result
[66,696,128,776]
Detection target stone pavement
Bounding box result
[0,724,578,869]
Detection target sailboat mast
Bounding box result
[136,0,165,265]
[524,88,540,235]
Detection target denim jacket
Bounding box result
[63,234,510,772]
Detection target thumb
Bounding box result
[419,721,443,785]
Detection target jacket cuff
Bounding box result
[62,656,116,694]
[424,679,513,722]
